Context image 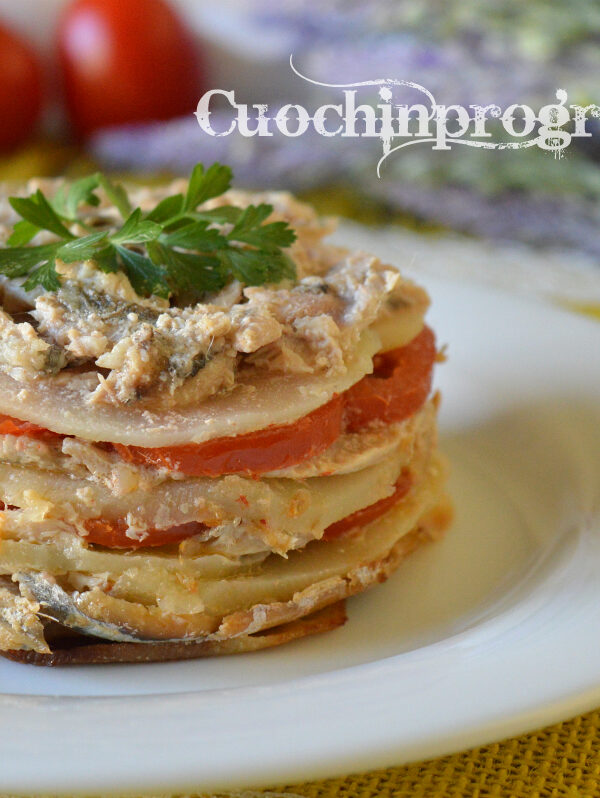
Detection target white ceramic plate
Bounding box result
[2,272,600,796]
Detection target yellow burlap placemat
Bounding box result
[258,709,600,798]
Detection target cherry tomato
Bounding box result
[0,25,43,151]
[57,0,203,138]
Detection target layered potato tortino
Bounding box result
[0,177,451,664]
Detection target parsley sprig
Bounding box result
[0,163,297,303]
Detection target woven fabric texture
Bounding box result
[260,708,600,798]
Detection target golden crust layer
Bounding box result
[1,602,349,666]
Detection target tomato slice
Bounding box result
[0,415,65,445]
[0,327,436,477]
[113,394,344,477]
[322,470,413,541]
[83,517,207,549]
[114,327,436,476]
[343,326,436,432]
[81,470,412,550]
[3,499,203,547]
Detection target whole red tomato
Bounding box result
[57,0,203,138]
[0,24,43,151]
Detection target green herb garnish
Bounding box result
[0,163,297,303]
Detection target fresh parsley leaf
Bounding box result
[96,174,132,219]
[148,241,225,301]
[251,220,297,251]
[64,175,102,219]
[7,220,39,247]
[193,205,243,225]
[0,162,297,300]
[222,248,270,286]
[222,248,297,287]
[184,163,232,212]
[23,261,61,292]
[115,245,170,298]
[145,194,184,223]
[57,232,109,263]
[160,220,223,251]
[94,245,119,274]
[268,251,297,282]
[110,208,162,245]
[9,191,75,240]
[228,203,271,236]
[0,243,60,291]
[228,204,297,251]
[0,244,60,274]
[49,184,68,218]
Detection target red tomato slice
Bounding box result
[58,0,204,138]
[0,327,436,477]
[322,470,413,541]
[113,395,344,477]
[81,469,412,550]
[0,414,64,445]
[114,327,436,476]
[83,517,207,549]
[343,326,436,432]
[0,500,161,547]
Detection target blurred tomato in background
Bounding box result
[1,0,600,271]
[57,0,204,138]
[0,22,42,151]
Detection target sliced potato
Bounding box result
[0,329,379,446]
[0,421,434,551]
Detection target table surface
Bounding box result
[265,707,600,797]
